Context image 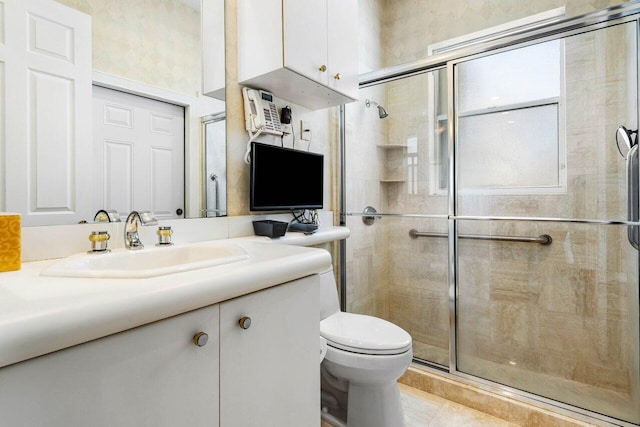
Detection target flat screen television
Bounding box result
[250,142,323,211]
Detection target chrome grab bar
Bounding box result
[626,144,639,249]
[408,229,552,245]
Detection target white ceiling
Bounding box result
[176,0,200,12]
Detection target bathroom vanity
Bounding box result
[0,239,331,426]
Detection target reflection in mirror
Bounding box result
[203,114,227,217]
[3,0,226,226]
[93,210,122,223]
[92,85,186,221]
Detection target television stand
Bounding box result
[288,223,318,234]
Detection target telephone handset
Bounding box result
[242,87,283,136]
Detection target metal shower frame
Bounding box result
[338,2,640,426]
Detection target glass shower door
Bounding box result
[454,22,640,424]
[344,70,451,367]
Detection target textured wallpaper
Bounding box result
[54,0,201,96]
[382,0,627,67]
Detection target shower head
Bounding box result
[365,99,389,119]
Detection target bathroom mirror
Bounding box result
[9,0,226,225]
[203,113,227,217]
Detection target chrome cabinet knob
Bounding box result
[334,73,341,80]
[239,316,252,330]
[193,332,209,347]
[318,65,327,72]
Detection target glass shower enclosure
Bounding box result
[342,7,640,425]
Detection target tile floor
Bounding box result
[321,383,519,427]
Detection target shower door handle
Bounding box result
[627,144,639,249]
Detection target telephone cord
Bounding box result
[244,128,264,164]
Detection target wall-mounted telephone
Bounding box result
[242,87,283,136]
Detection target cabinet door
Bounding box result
[202,0,225,99]
[220,277,320,427]
[0,305,220,427]
[327,0,359,99]
[283,0,328,85]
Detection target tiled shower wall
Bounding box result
[345,0,630,323]
[346,7,640,424]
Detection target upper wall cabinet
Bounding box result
[237,0,358,110]
[203,0,225,100]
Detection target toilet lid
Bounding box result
[320,312,412,355]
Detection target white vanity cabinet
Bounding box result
[0,304,221,427]
[220,277,320,426]
[237,0,358,110]
[0,275,319,427]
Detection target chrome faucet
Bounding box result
[124,211,158,250]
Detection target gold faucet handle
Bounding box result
[156,226,174,246]
[88,231,110,242]
[157,227,173,237]
[88,231,110,254]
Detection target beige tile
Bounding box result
[400,367,619,427]
[399,383,520,427]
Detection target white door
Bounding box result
[92,86,185,220]
[4,0,92,225]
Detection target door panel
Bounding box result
[0,305,220,427]
[92,86,185,219]
[344,70,450,366]
[220,278,319,426]
[456,220,640,423]
[5,0,91,225]
[283,0,328,85]
[453,22,640,424]
[30,70,75,211]
[103,141,133,214]
[327,0,358,99]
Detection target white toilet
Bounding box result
[319,268,412,427]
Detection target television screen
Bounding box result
[250,142,324,211]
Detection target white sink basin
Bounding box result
[41,243,249,279]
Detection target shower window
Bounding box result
[456,39,566,194]
[428,7,566,195]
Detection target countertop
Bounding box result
[0,231,346,369]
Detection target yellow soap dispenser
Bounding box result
[0,213,21,272]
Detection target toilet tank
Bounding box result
[319,267,340,320]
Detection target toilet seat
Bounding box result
[320,312,412,355]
